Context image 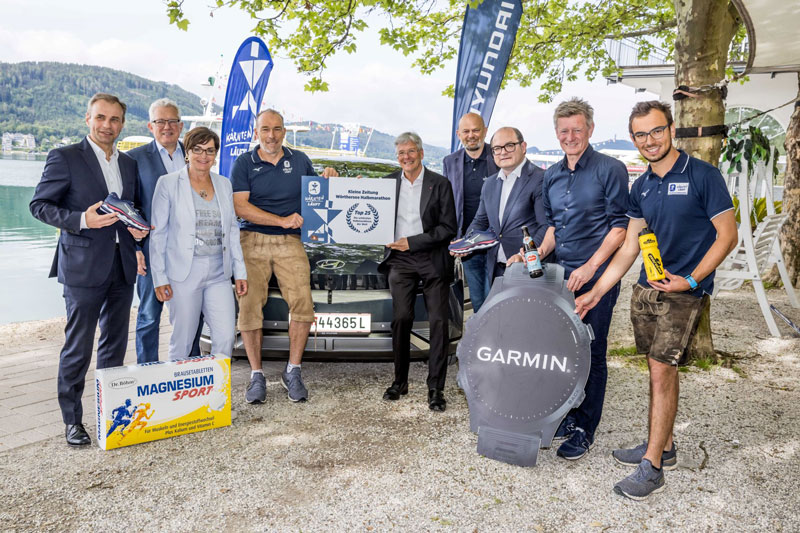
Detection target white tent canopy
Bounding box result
[732,0,800,73]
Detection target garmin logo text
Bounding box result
[469,1,517,114]
[476,346,569,373]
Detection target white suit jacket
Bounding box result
[149,167,246,287]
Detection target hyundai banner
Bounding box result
[219,37,273,177]
[450,0,522,153]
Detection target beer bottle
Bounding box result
[638,227,666,281]
[521,225,543,278]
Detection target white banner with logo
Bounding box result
[301,176,395,245]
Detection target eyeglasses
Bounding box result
[152,119,181,127]
[632,125,669,143]
[190,146,217,156]
[397,148,419,158]
[491,142,522,155]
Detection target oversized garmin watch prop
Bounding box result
[457,262,593,466]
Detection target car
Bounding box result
[200,153,464,361]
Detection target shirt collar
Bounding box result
[86,135,118,162]
[155,139,183,158]
[559,144,594,171]
[643,149,689,180]
[402,166,425,184]
[464,144,488,163]
[498,160,525,181]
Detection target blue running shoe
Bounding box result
[448,229,499,254]
[99,192,150,231]
[556,427,593,460]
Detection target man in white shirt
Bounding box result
[30,93,148,446]
[459,127,547,283]
[378,132,458,411]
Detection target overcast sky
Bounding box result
[0,0,659,150]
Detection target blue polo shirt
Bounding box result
[462,147,489,234]
[627,150,733,296]
[231,147,316,235]
[543,145,629,282]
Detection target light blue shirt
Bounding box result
[156,141,185,175]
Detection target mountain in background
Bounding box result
[528,137,636,155]
[0,61,203,149]
[285,122,448,166]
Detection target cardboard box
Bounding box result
[95,356,231,450]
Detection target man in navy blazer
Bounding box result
[442,113,498,312]
[462,127,547,283]
[30,93,149,446]
[127,98,200,363]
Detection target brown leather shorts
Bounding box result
[630,283,707,366]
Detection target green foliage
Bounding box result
[731,196,782,227]
[722,125,778,179]
[0,61,204,144]
[166,0,682,99]
[607,345,638,357]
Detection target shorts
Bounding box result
[237,231,315,331]
[630,283,707,366]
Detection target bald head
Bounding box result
[457,112,488,154]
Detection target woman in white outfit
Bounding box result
[149,127,247,359]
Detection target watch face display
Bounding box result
[459,293,590,424]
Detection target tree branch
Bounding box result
[608,19,677,39]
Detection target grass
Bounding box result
[607,346,748,377]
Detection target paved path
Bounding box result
[0,313,263,451]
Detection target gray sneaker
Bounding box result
[613,441,677,470]
[613,459,666,500]
[281,367,308,402]
[245,373,266,404]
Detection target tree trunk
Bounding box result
[672,0,740,360]
[777,75,800,287]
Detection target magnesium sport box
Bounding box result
[95,355,231,450]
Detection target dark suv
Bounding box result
[200,154,464,361]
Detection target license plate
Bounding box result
[310,313,371,334]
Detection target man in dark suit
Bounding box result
[458,127,547,283]
[30,93,148,446]
[442,113,498,312]
[378,132,457,411]
[127,98,201,363]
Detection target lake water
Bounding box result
[0,156,68,324]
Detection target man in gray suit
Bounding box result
[127,99,199,363]
[458,127,547,283]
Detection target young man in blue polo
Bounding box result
[575,100,738,500]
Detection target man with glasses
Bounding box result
[519,98,629,462]
[128,99,202,363]
[232,109,337,404]
[379,132,457,411]
[576,100,737,499]
[463,126,546,285]
[443,113,498,312]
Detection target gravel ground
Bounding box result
[1,272,799,532]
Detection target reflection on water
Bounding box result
[0,157,65,324]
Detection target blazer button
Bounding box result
[498,234,502,238]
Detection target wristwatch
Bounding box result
[456,262,593,467]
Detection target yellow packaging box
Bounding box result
[95,356,231,450]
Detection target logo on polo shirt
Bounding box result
[668,182,689,195]
[283,160,292,174]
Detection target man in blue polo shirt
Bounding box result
[510,98,629,461]
[232,109,336,404]
[575,100,737,500]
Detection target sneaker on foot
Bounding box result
[448,228,499,254]
[612,441,677,471]
[613,459,665,500]
[245,373,266,404]
[556,427,593,460]
[553,417,577,442]
[281,367,308,402]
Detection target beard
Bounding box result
[641,137,673,163]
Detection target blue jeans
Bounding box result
[135,249,203,363]
[462,250,489,312]
[569,281,621,440]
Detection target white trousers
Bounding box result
[167,254,235,360]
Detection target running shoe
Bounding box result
[448,229,499,254]
[99,192,150,231]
